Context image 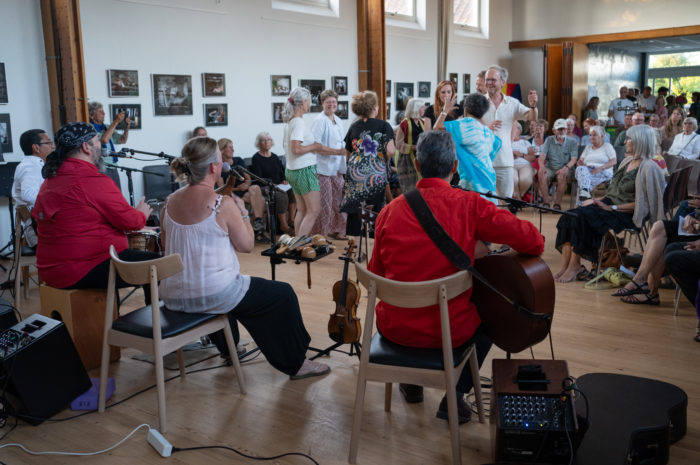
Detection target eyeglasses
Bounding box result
[38,141,55,146]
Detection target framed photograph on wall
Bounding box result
[332,76,348,95]
[418,81,431,98]
[386,103,391,120]
[386,80,391,97]
[336,101,348,119]
[463,74,471,93]
[0,63,7,104]
[0,114,12,153]
[449,73,458,90]
[152,74,192,115]
[271,75,291,96]
[395,82,414,112]
[272,102,284,124]
[107,69,139,97]
[109,104,142,130]
[299,79,325,112]
[204,103,227,126]
[202,73,225,97]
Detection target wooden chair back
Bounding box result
[109,245,182,285]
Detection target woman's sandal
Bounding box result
[611,280,648,297]
[620,292,660,306]
[575,265,590,281]
[553,203,562,211]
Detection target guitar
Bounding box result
[471,249,555,354]
[327,240,362,344]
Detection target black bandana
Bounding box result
[42,122,99,179]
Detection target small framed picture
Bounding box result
[152,74,193,115]
[386,80,391,97]
[299,79,325,113]
[107,69,139,97]
[449,73,458,89]
[272,102,284,124]
[0,113,12,153]
[271,75,291,96]
[332,76,348,95]
[204,103,227,126]
[109,104,142,130]
[386,103,391,120]
[202,73,225,97]
[336,101,348,119]
[395,82,414,112]
[0,63,7,104]
[418,81,431,98]
[463,74,471,93]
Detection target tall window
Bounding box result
[647,51,700,101]
[385,0,416,22]
[453,0,479,31]
[271,0,338,17]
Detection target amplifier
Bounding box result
[0,313,91,425]
[492,359,579,464]
[0,297,17,332]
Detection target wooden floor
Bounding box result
[1,205,699,465]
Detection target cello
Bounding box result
[327,240,362,344]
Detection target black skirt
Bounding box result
[555,202,636,263]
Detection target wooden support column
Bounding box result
[357,0,386,120]
[40,0,88,131]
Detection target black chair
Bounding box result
[104,167,122,190]
[143,164,176,202]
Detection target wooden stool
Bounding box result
[39,285,120,370]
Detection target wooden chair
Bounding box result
[349,265,485,465]
[98,246,246,432]
[13,205,37,311]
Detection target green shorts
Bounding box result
[285,165,319,196]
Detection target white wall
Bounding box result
[0,0,53,248]
[512,0,700,41]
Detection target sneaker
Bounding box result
[253,218,264,231]
[289,359,331,380]
[399,383,424,403]
[578,188,591,201]
[436,394,472,424]
[255,232,270,243]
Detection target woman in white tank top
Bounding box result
[159,137,329,380]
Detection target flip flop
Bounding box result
[620,292,660,306]
[611,280,648,297]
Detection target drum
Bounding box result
[127,229,160,253]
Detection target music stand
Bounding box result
[0,162,19,269]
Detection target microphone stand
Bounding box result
[122,147,177,163]
[104,162,163,207]
[236,166,286,279]
[460,187,576,232]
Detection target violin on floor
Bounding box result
[328,239,361,344]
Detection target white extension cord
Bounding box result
[0,423,171,458]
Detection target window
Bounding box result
[453,0,479,31]
[271,0,338,17]
[647,51,700,102]
[385,0,415,21]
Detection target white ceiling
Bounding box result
[593,35,700,54]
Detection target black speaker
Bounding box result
[0,313,91,425]
[0,297,17,332]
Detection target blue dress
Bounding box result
[444,117,502,203]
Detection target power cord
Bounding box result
[172,445,320,464]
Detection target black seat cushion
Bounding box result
[369,333,471,370]
[112,304,218,339]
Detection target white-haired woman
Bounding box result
[395,97,425,192]
[159,136,330,379]
[310,89,347,239]
[554,125,664,283]
[565,118,581,145]
[249,132,296,234]
[665,117,700,160]
[282,87,344,236]
[574,125,616,204]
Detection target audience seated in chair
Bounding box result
[537,118,578,210]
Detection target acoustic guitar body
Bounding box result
[471,251,555,354]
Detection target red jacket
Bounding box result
[368,177,544,348]
[33,158,146,288]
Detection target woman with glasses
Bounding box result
[553,125,664,283]
[664,117,700,160]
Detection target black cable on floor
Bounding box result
[172,445,320,465]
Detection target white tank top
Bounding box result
[159,195,250,314]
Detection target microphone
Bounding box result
[104,149,134,159]
[222,162,245,181]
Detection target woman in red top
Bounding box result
[33,122,156,296]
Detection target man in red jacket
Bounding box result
[33,122,155,296]
[368,130,545,423]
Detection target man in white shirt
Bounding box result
[481,65,538,198]
[608,86,635,126]
[666,117,700,160]
[637,86,657,115]
[12,129,54,247]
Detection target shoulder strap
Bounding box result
[403,188,550,321]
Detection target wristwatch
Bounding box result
[611,205,618,211]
